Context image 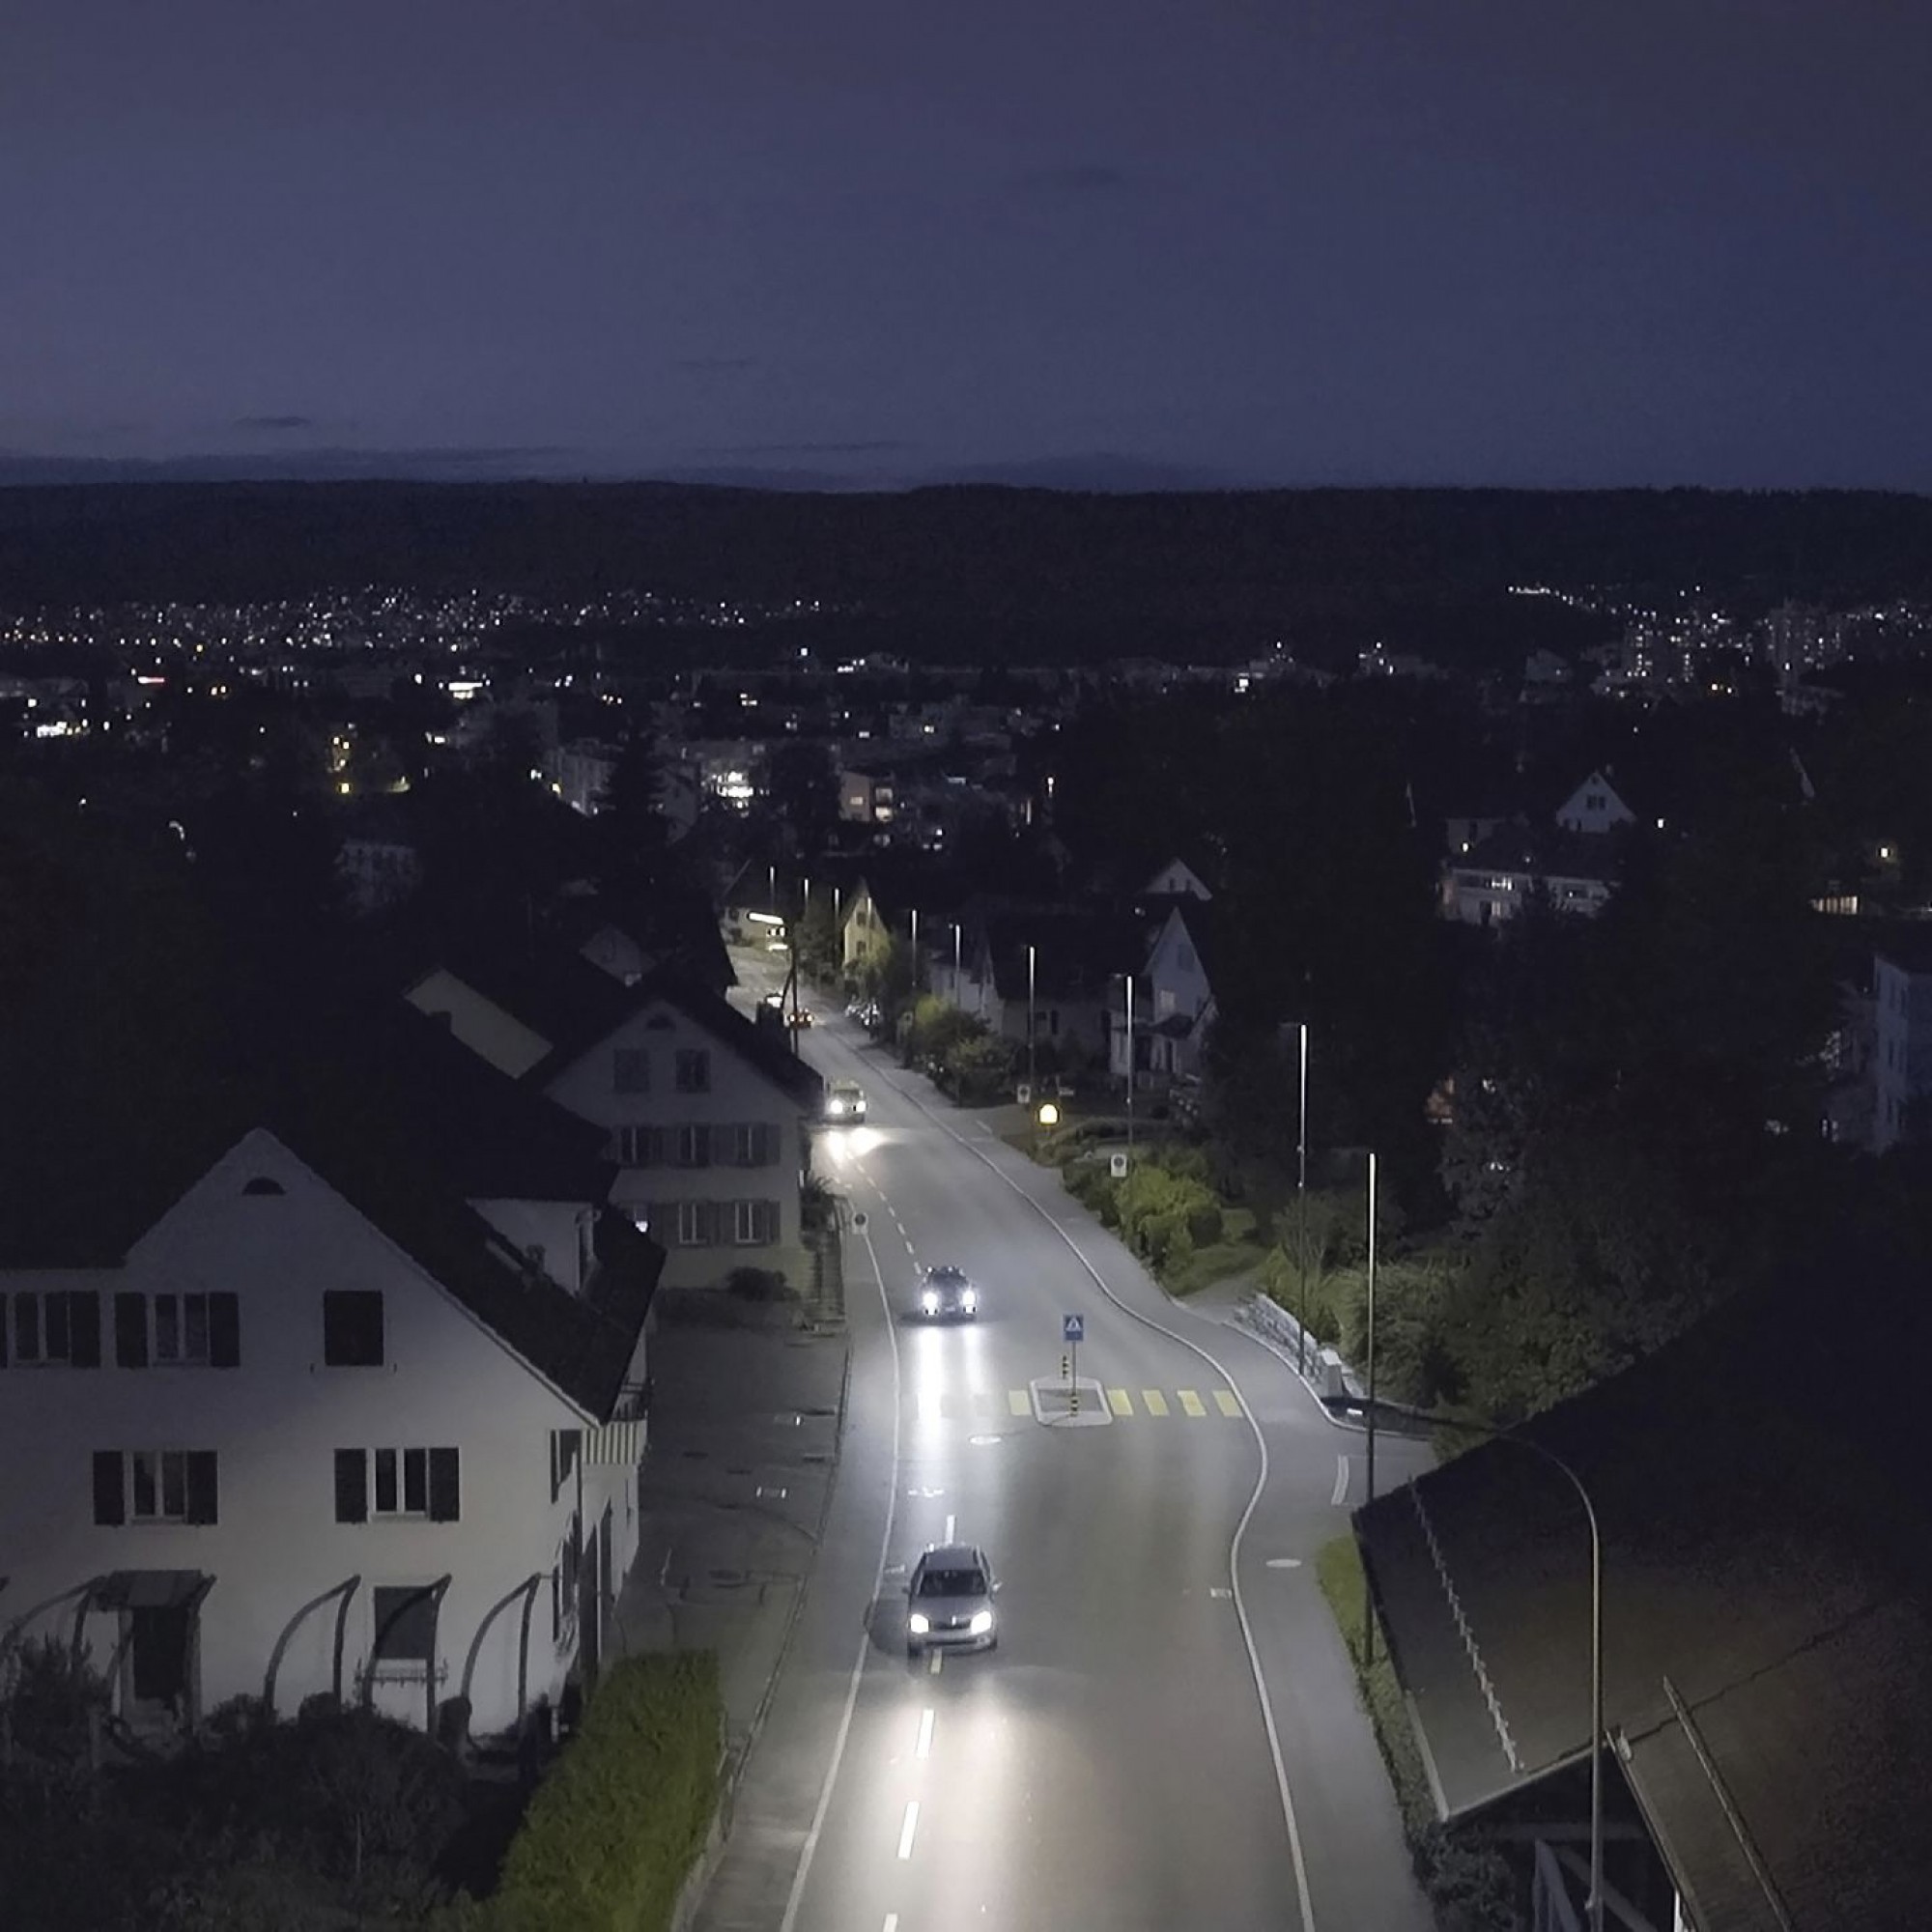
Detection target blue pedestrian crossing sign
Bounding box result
[1063,1314,1085,1344]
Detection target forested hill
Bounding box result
[1,482,1928,669]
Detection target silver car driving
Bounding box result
[906,1542,1000,1656]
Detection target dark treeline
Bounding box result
[3,483,1931,668]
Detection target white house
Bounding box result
[1111,901,1221,1088]
[1443,826,1620,925]
[0,1074,660,1748]
[405,952,824,1293]
[1553,769,1636,837]
[1873,934,1932,1151]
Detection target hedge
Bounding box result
[441,1653,722,1932]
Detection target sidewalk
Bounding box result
[612,1310,850,1788]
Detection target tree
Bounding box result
[596,730,672,889]
[763,741,839,859]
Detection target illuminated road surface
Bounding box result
[694,963,1432,1932]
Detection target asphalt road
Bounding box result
[697,959,1434,1932]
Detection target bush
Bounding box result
[724,1266,791,1303]
[1062,1162,1120,1224]
[441,1653,722,1932]
[1185,1199,1224,1246]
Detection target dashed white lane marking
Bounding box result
[1333,1456,1350,1506]
[1266,1558,1304,1570]
[916,1708,934,1759]
[944,1512,955,1541]
[927,1651,942,1676]
[884,1917,899,1932]
[897,1801,920,1861]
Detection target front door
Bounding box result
[127,1605,191,1724]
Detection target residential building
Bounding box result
[0,1008,659,1747]
[403,950,823,1293]
[1873,929,1932,1151]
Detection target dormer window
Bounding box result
[323,1291,385,1367]
[675,1048,712,1094]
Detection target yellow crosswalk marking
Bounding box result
[1142,1390,1169,1416]
[1009,1389,1031,1416]
[1107,1387,1133,1416]
[1179,1389,1207,1417]
[1215,1389,1242,1418]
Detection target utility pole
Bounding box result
[910,907,921,991]
[1124,975,1136,1154]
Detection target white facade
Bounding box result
[0,1131,640,1744]
[543,997,813,1292]
[1111,906,1217,1085]
[1874,954,1932,1151]
[1143,858,1212,902]
[1554,770,1635,837]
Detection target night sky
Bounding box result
[5,1,1928,490]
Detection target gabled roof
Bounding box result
[1455,822,1623,886]
[0,994,659,1422]
[1151,896,1229,990]
[621,969,825,1112]
[1355,1258,1932,1930]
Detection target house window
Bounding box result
[615,1125,663,1166]
[728,1122,777,1167]
[675,1201,711,1247]
[676,1124,711,1168]
[1586,791,1605,811]
[554,1521,582,1651]
[153,1293,210,1365]
[370,1586,439,1674]
[732,1200,779,1245]
[333,1446,460,1522]
[612,1048,650,1094]
[674,1049,711,1094]
[93,1448,218,1525]
[323,1291,385,1367]
[7,1291,101,1369]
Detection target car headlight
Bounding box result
[969,1610,994,1635]
[922,1292,939,1313]
[961,1289,978,1310]
[909,1612,930,1635]
[828,1100,846,1116]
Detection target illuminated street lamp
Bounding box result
[1027,943,1037,1094]
[1033,1097,1060,1159]
[953,923,964,1010]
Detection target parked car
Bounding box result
[906,1543,1000,1656]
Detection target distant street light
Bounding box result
[1027,943,1037,1094]
[1295,1022,1310,1375]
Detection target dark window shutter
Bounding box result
[114,1293,149,1368]
[0,1296,9,1369]
[333,1449,368,1523]
[209,1293,241,1368]
[185,1451,219,1524]
[428,1447,461,1522]
[69,1293,101,1369]
[92,1450,126,1525]
[761,1199,781,1243]
[761,1122,781,1167]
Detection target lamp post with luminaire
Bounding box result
[1027,943,1037,1095]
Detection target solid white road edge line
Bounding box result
[916,1707,934,1759]
[904,1091,1320,1932]
[1333,1456,1350,1506]
[897,1801,920,1861]
[777,1215,904,1932]
[944,1512,955,1542]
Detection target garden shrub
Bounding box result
[1185,1199,1224,1246]
[445,1653,722,1932]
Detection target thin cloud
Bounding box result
[234,414,316,431]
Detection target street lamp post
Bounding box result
[1027,942,1037,1094]
[1362,1149,1379,1671]
[910,907,921,991]
[767,863,777,912]
[1295,1022,1309,1375]
[1123,975,1136,1154]
[953,923,963,1010]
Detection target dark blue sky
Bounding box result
[4,0,1928,490]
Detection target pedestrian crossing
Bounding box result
[905,1387,1246,1422]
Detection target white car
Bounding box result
[825,1079,867,1122]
